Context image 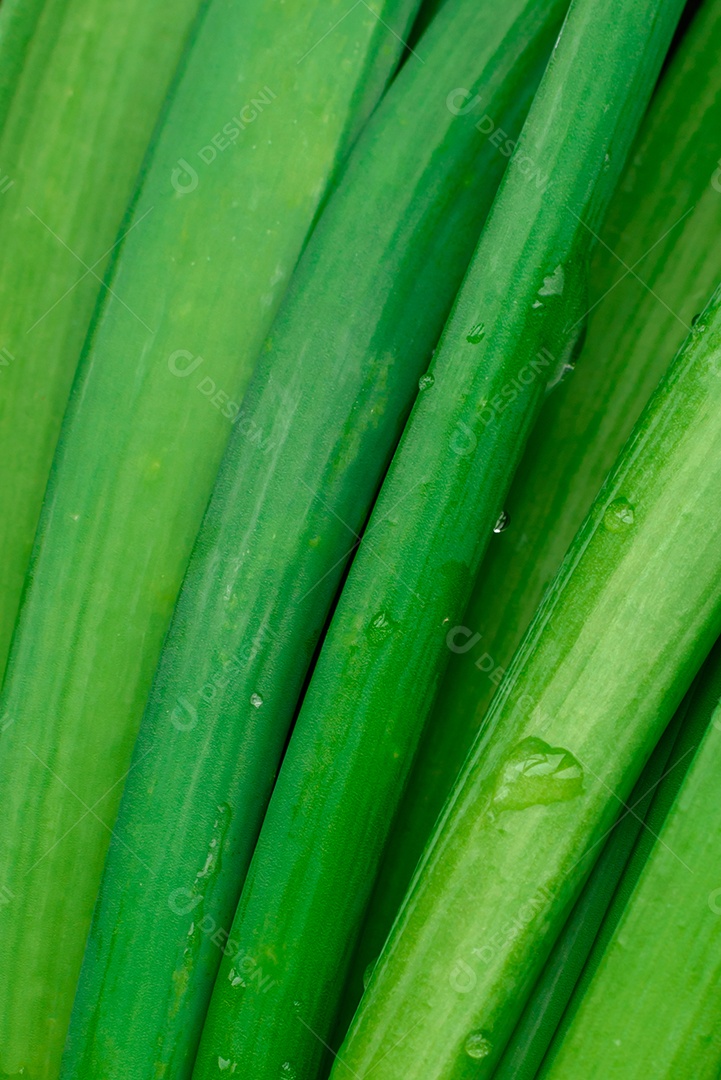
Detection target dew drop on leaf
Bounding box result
[367,611,394,644]
[493,737,583,811]
[603,497,635,532]
[465,1031,493,1059]
[538,264,565,297]
[363,959,377,989]
[493,510,510,534]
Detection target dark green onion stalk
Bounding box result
[338,277,721,1077]
[0,0,419,1073]
[347,0,721,1021]
[541,636,721,1078]
[192,0,684,1076]
[494,674,694,1078]
[61,0,565,1075]
[0,0,203,671]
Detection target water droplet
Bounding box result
[367,611,394,644]
[603,497,635,533]
[465,1031,493,1059]
[493,510,510,534]
[493,737,583,812]
[195,850,215,880]
[545,314,586,395]
[538,264,565,297]
[418,372,435,391]
[250,692,263,708]
[467,322,485,344]
[363,959,377,989]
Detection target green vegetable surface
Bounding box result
[0,0,45,124]
[192,0,683,1076]
[0,0,203,672]
[349,0,721,1012]
[0,1,419,1074]
[339,262,721,1078]
[541,637,721,1078]
[494,683,690,1079]
[60,0,565,1075]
